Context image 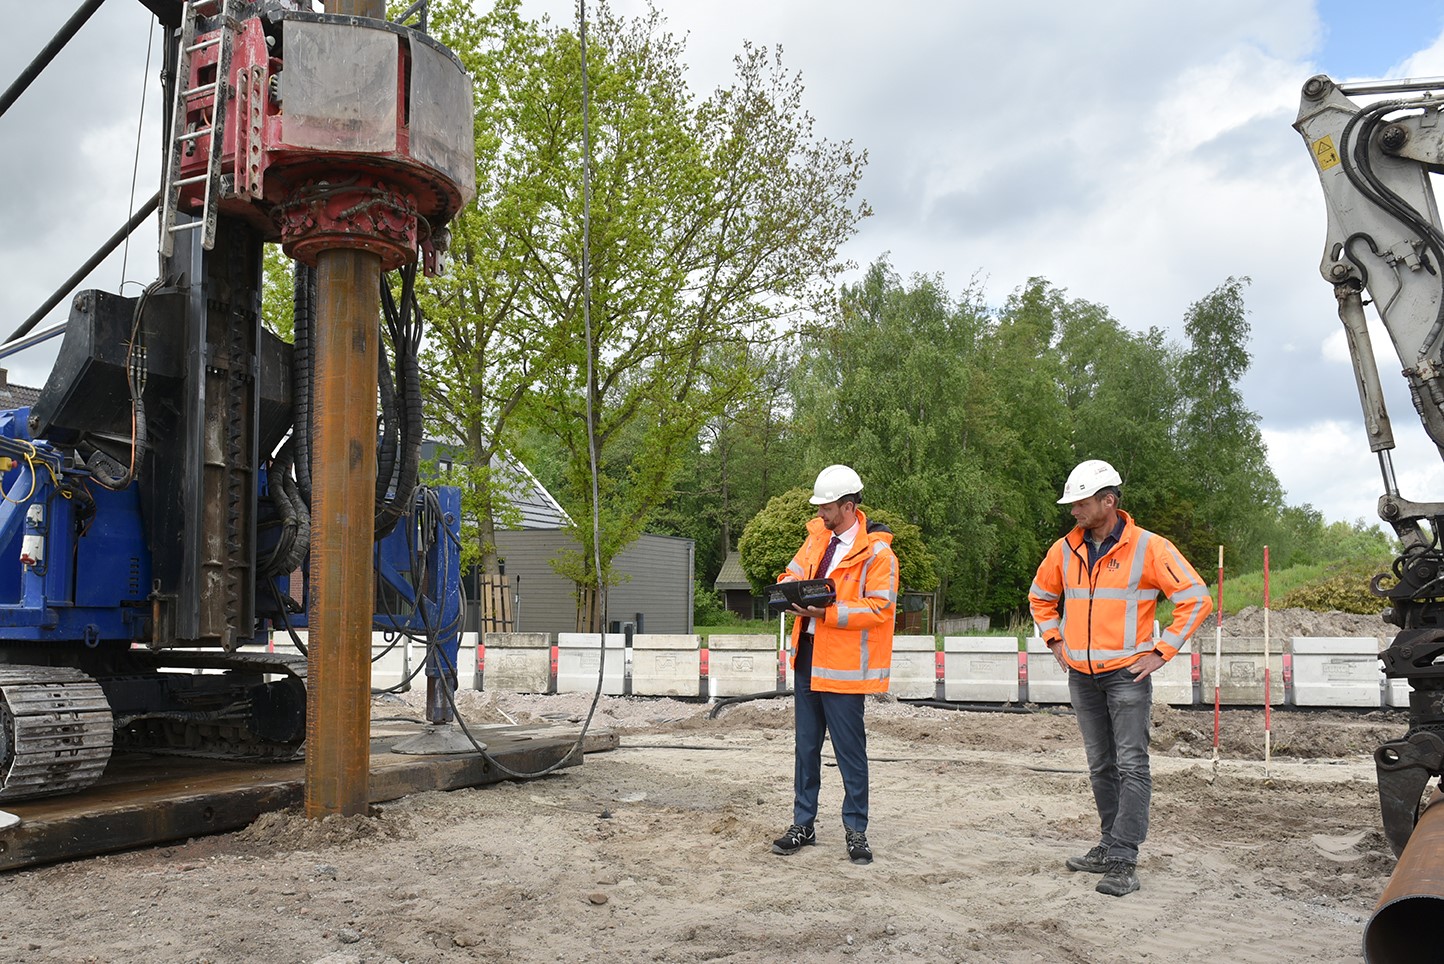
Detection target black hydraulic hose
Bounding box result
[708,690,791,719]
[393,285,424,524]
[375,264,423,538]
[0,0,106,120]
[1341,99,1444,360]
[393,0,428,31]
[261,438,309,577]
[4,190,159,348]
[292,263,315,508]
[906,699,1071,716]
[376,279,400,515]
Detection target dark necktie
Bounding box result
[815,536,841,579]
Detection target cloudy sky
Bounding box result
[7,1,1444,534]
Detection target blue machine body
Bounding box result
[0,406,461,671]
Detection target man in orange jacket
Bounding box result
[771,464,898,865]
[1029,459,1212,897]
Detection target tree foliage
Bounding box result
[724,266,1369,624]
[415,1,866,622]
[1171,277,1285,565]
[789,259,1003,611]
[737,487,936,596]
[1278,556,1397,614]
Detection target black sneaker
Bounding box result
[771,824,815,855]
[1065,844,1109,874]
[1096,860,1140,896]
[845,828,872,865]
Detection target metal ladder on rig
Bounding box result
[159,0,235,257]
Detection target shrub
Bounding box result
[694,585,731,626]
[1277,557,1395,614]
[737,487,938,593]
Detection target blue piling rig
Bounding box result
[0,402,462,802]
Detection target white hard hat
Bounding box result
[810,464,864,505]
[1057,459,1122,504]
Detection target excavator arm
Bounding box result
[1295,74,1444,855]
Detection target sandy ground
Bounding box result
[0,610,1412,963]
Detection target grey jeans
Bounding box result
[1068,666,1152,863]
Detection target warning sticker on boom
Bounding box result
[1312,134,1341,171]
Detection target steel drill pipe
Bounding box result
[300,0,389,821]
[303,248,381,818]
[1365,788,1444,964]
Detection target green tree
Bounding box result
[647,344,806,585]
[737,487,936,596]
[259,245,294,341]
[495,6,868,627]
[791,259,1042,617]
[1173,277,1284,565]
[978,279,1079,615]
[405,0,578,572]
[1046,283,1189,545]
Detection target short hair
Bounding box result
[839,492,862,507]
[1097,485,1121,504]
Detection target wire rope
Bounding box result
[122,13,157,289]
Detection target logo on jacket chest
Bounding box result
[1106,559,1121,571]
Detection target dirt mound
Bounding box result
[1220,606,1395,644]
[234,807,413,851]
[1151,703,1404,759]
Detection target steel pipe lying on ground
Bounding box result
[1365,789,1444,963]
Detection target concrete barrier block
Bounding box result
[942,636,1020,703]
[455,632,479,691]
[1025,637,1070,704]
[480,632,552,694]
[708,634,780,698]
[369,632,412,691]
[1153,639,1194,707]
[889,635,938,700]
[1198,637,1286,705]
[1291,637,1382,708]
[631,634,702,697]
[557,633,626,696]
[270,630,305,659]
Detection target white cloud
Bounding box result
[8,0,1444,526]
[1264,416,1444,526]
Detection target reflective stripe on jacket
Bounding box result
[1028,510,1212,674]
[781,508,899,694]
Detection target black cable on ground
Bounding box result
[708,690,791,719]
[905,699,1073,716]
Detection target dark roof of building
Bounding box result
[493,452,571,530]
[714,551,753,592]
[0,371,41,410]
[422,440,571,530]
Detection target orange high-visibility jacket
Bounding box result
[781,509,899,694]
[1028,510,1212,674]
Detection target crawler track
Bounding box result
[0,666,112,802]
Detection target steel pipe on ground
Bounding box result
[1365,788,1444,964]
